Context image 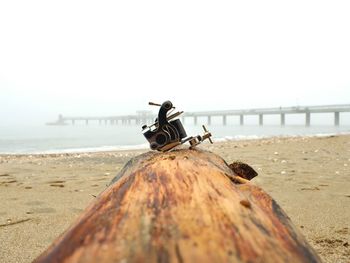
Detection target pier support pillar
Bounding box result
[280,113,285,126]
[334,112,340,126]
[105,120,107,125]
[85,120,89,125]
[208,116,211,126]
[194,116,197,125]
[72,120,75,125]
[306,112,310,127]
[240,115,244,126]
[99,120,102,125]
[259,114,263,126]
[223,115,227,126]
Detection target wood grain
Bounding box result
[34,149,321,263]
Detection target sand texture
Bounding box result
[0,135,349,263]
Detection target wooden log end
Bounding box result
[34,149,321,263]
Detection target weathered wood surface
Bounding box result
[34,149,321,263]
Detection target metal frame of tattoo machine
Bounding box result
[142,100,213,151]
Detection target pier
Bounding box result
[48,104,350,127]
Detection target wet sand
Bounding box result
[0,135,349,262]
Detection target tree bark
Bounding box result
[34,149,321,263]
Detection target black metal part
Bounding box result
[142,100,212,151]
[142,101,187,151]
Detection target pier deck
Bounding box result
[49,104,350,126]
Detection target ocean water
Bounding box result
[0,124,349,154]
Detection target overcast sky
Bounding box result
[0,0,349,124]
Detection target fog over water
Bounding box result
[0,1,349,152]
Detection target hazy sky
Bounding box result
[1,0,349,124]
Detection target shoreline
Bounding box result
[1,131,349,156]
[1,134,349,262]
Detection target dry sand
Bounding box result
[0,134,349,263]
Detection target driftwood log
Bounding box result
[34,149,321,263]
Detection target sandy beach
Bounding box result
[0,134,349,263]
